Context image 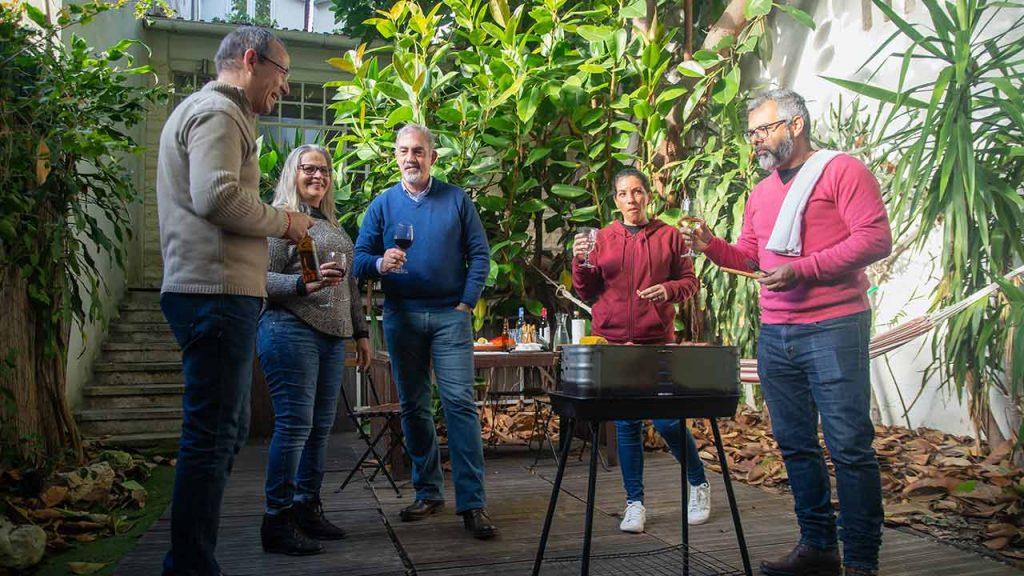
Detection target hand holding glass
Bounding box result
[577,227,598,268]
[318,251,347,308]
[392,223,413,274]
[680,197,702,258]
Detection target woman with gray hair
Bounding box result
[257,144,371,555]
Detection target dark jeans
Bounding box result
[616,419,706,503]
[161,293,261,576]
[257,308,346,513]
[383,307,486,513]
[758,309,882,571]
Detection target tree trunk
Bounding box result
[0,264,82,465]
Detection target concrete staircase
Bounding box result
[76,290,183,447]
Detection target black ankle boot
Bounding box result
[293,497,346,540]
[260,508,324,556]
[760,543,840,576]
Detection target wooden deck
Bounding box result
[116,433,1022,575]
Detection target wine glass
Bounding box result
[578,227,598,268]
[319,251,347,308]
[393,223,413,274]
[680,197,702,258]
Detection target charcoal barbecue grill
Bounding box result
[533,344,752,576]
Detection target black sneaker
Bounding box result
[294,497,346,540]
[760,543,840,576]
[260,508,324,556]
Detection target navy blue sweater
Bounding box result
[353,179,490,311]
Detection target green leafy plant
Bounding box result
[326,0,811,354]
[826,0,1024,441]
[0,1,168,463]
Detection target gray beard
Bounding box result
[757,133,794,172]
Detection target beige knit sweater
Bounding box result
[157,81,288,297]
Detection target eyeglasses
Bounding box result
[259,53,290,80]
[299,164,332,177]
[744,119,789,142]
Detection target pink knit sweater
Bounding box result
[703,153,892,324]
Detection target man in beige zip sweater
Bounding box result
[156,26,312,576]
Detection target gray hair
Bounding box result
[272,145,337,226]
[214,26,282,73]
[395,123,436,151]
[747,88,811,136]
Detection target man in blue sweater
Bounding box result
[354,123,496,539]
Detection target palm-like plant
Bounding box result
[826,0,1024,441]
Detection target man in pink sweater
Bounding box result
[684,89,891,576]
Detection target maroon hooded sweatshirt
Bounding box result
[572,219,699,344]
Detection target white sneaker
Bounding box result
[619,501,646,533]
[688,482,711,525]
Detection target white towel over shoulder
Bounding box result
[764,150,843,256]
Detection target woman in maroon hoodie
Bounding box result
[571,168,710,533]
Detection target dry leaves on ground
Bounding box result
[0,445,171,569]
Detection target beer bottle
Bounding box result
[298,233,321,284]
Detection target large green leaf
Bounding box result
[744,0,772,19]
[775,4,815,30]
[821,76,929,108]
[550,184,589,198]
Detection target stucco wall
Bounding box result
[62,2,149,409]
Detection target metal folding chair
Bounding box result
[336,370,407,497]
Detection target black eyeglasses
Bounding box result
[259,53,290,80]
[744,119,789,142]
[299,164,331,177]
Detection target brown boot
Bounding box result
[760,543,840,576]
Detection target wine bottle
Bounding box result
[298,233,321,284]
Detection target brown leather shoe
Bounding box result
[462,508,497,540]
[760,543,840,576]
[399,499,445,522]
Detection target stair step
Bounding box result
[87,431,180,449]
[102,344,180,363]
[84,383,183,409]
[93,362,182,385]
[118,309,166,323]
[110,322,173,334]
[119,291,162,310]
[77,407,182,436]
[105,330,177,344]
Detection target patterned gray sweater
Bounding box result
[265,216,368,339]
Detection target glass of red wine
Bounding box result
[393,222,413,274]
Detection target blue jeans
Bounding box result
[616,419,706,503]
[160,293,261,576]
[257,308,346,513]
[758,310,882,571]
[383,307,485,513]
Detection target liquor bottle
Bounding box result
[298,233,321,284]
[539,307,549,346]
[501,318,512,351]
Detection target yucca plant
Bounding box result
[826,0,1024,442]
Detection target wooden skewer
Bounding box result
[720,267,762,280]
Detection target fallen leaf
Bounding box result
[67,562,107,574]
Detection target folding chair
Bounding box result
[336,369,407,497]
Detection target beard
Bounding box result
[402,165,424,184]
[756,131,794,172]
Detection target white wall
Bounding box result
[61,2,150,409]
[745,0,1021,436]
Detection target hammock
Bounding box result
[740,264,1024,383]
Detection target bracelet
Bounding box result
[282,211,292,238]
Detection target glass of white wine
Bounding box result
[680,197,702,258]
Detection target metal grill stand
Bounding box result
[532,394,753,576]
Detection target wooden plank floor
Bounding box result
[116,433,1022,576]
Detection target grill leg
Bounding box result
[532,417,576,576]
[711,417,752,576]
[581,420,601,576]
[681,418,689,576]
